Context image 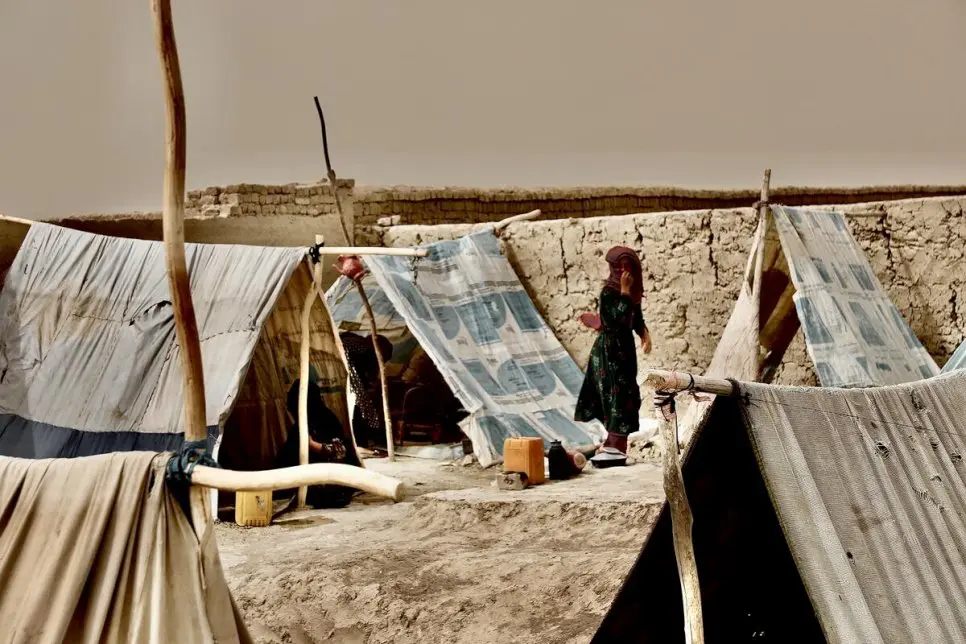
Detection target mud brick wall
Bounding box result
[378,196,966,386]
[353,184,966,245]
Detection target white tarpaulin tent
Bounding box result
[0,222,352,472]
[772,206,939,387]
[328,228,607,467]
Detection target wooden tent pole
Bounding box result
[309,102,395,460]
[151,0,211,531]
[656,394,704,644]
[314,246,428,258]
[644,370,738,397]
[356,281,395,460]
[296,270,316,508]
[312,236,368,467]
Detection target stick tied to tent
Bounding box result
[151,0,214,532]
[644,370,738,397]
[653,390,704,644]
[313,97,353,246]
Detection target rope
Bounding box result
[166,438,219,485]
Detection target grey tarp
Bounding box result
[0,451,250,643]
[0,222,308,458]
[595,370,966,643]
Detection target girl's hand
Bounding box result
[641,330,652,354]
[620,270,633,295]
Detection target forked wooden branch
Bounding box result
[192,463,405,501]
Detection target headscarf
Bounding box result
[603,246,644,303]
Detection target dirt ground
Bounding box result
[217,456,665,644]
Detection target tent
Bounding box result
[594,202,962,642]
[0,220,356,486]
[593,368,966,643]
[0,219,389,641]
[667,203,942,451]
[327,227,607,467]
[942,340,966,373]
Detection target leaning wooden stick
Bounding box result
[310,101,396,460]
[493,209,541,232]
[655,393,704,644]
[151,0,211,532]
[356,280,395,460]
[313,97,353,245]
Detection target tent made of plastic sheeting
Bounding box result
[942,340,966,373]
[0,222,353,477]
[0,451,251,644]
[327,228,606,467]
[595,370,966,644]
[772,205,939,387]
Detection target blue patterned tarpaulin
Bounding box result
[942,341,966,374]
[326,229,606,466]
[772,206,939,388]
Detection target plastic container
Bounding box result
[235,490,273,527]
[503,437,546,485]
[547,440,570,480]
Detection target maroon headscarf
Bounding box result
[603,246,644,303]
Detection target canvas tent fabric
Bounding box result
[0,451,251,643]
[0,223,350,471]
[771,205,939,387]
[595,370,966,643]
[327,229,606,466]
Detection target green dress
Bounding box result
[575,288,646,436]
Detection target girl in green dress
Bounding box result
[574,246,652,455]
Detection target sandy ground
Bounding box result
[217,456,665,644]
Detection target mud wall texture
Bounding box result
[352,184,966,244]
[378,195,966,387]
[44,182,966,324]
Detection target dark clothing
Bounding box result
[340,332,390,447]
[276,380,354,508]
[575,288,646,439]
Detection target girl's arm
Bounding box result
[633,302,653,353]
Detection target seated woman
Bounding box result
[274,378,357,508]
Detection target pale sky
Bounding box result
[2,0,966,219]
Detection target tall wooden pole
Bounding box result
[152,0,211,530]
[657,393,704,644]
